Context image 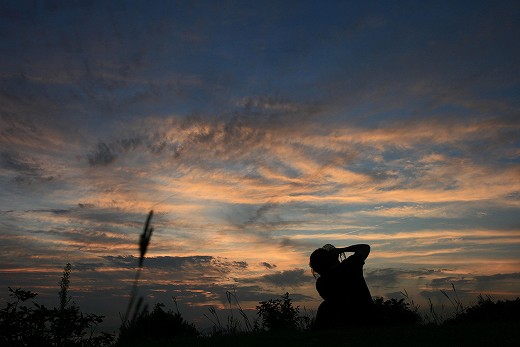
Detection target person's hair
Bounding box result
[310,248,339,275]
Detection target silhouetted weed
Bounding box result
[0,264,114,347]
[203,287,255,335]
[255,292,311,331]
[121,210,154,327]
[444,295,520,325]
[372,297,423,326]
[116,302,198,345]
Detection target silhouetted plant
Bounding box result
[204,288,254,335]
[117,302,198,345]
[122,210,154,327]
[54,262,75,345]
[226,288,253,332]
[424,297,444,325]
[0,287,49,346]
[444,295,520,325]
[0,264,114,347]
[372,297,423,326]
[204,305,225,334]
[255,293,309,331]
[59,263,72,311]
[440,283,465,317]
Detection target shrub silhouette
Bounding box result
[255,293,422,332]
[255,292,310,331]
[0,287,49,346]
[0,264,113,347]
[372,297,423,326]
[117,302,198,344]
[444,295,520,325]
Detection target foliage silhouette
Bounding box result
[372,297,423,326]
[116,302,198,345]
[255,292,311,331]
[0,264,114,347]
[444,295,520,325]
[0,287,47,346]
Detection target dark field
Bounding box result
[117,321,520,347]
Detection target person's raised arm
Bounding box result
[333,244,370,261]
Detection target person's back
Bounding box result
[316,252,373,307]
[310,244,373,329]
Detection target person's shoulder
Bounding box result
[342,252,365,266]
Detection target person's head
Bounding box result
[309,247,339,276]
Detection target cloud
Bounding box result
[103,255,211,269]
[260,262,277,269]
[418,272,520,304]
[0,151,55,184]
[102,255,248,277]
[242,269,312,288]
[430,273,520,293]
[473,272,520,284]
[87,142,117,166]
[72,104,519,216]
[263,269,311,287]
[1,152,39,173]
[86,137,143,167]
[236,95,308,114]
[366,268,447,289]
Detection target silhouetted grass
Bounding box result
[116,302,198,346]
[121,210,154,327]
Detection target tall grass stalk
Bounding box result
[121,210,154,327]
[426,298,443,325]
[204,306,224,333]
[400,289,420,313]
[441,283,465,317]
[203,288,254,335]
[226,288,253,332]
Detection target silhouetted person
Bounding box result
[310,244,374,329]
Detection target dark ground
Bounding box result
[119,320,520,347]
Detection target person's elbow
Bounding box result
[358,244,370,260]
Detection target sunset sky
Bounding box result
[1,0,519,331]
